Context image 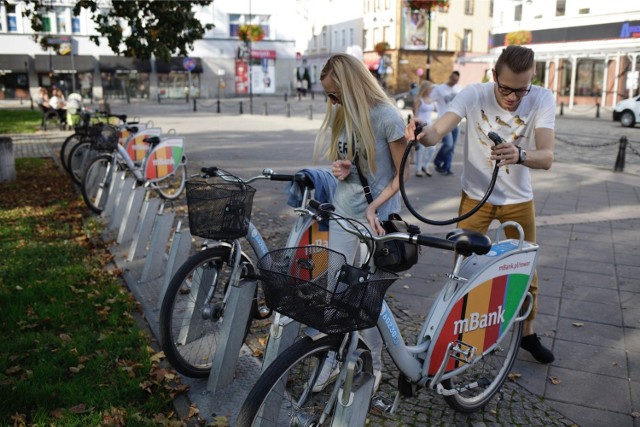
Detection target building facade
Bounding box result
[0,0,298,101]
[463,0,640,108]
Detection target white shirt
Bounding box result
[431,82,461,118]
[447,82,555,205]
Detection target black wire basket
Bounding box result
[258,246,398,334]
[185,177,256,239]
[89,123,119,151]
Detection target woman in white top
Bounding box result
[412,80,436,176]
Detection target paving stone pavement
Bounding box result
[7,99,640,427]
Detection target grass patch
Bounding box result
[0,109,42,134]
[0,158,191,426]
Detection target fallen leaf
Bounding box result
[572,322,584,327]
[150,351,165,364]
[548,376,561,385]
[508,372,522,381]
[59,333,72,342]
[68,403,90,413]
[188,404,199,418]
[69,364,85,374]
[631,411,640,419]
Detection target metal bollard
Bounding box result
[559,102,564,116]
[157,93,161,104]
[193,98,197,112]
[216,99,221,113]
[309,105,313,120]
[284,93,288,102]
[239,101,243,114]
[596,101,600,118]
[264,102,268,116]
[286,103,291,118]
[614,136,628,172]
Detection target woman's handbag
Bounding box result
[353,156,420,272]
[373,213,420,272]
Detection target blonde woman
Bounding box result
[412,80,436,176]
[312,53,408,391]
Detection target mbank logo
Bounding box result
[453,305,506,335]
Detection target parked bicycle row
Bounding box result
[58,109,188,213]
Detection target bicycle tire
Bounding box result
[60,133,82,172]
[159,245,256,378]
[237,334,354,427]
[154,156,188,200]
[441,316,523,413]
[68,139,99,185]
[81,154,115,214]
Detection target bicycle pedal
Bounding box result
[370,394,394,415]
[451,340,477,364]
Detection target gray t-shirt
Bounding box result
[332,103,405,221]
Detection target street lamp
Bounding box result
[426,9,432,81]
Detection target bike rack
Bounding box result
[127,197,161,262]
[157,219,193,310]
[140,202,174,282]
[116,186,146,246]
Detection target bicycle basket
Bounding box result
[185,177,256,239]
[258,246,398,334]
[89,123,119,151]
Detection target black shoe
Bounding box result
[520,333,555,364]
[435,165,445,174]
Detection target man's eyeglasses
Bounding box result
[326,92,340,103]
[495,76,531,97]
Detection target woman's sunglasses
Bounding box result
[326,92,340,103]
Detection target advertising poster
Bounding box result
[403,6,428,50]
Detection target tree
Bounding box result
[21,0,214,61]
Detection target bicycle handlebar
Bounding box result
[198,166,314,188]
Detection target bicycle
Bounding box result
[66,117,148,185]
[236,201,537,425]
[158,167,333,378]
[80,126,187,214]
[59,110,129,174]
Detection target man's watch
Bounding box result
[516,147,527,164]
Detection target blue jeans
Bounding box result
[434,126,459,173]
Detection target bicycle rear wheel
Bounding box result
[441,317,523,413]
[81,154,116,214]
[159,245,255,378]
[237,334,355,427]
[154,156,187,200]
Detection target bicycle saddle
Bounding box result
[446,229,492,257]
[142,136,161,146]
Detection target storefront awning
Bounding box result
[99,56,151,73]
[155,57,203,73]
[34,55,95,73]
[0,54,31,73]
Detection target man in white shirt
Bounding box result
[430,71,461,175]
[406,45,556,364]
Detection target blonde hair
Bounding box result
[313,53,395,173]
[416,80,433,99]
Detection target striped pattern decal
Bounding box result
[144,142,183,181]
[428,273,528,376]
[290,223,329,281]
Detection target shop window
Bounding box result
[576,59,603,97]
[56,8,68,33]
[559,60,571,96]
[102,71,149,99]
[158,73,200,99]
[556,0,565,17]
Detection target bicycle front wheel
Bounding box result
[441,317,523,413]
[154,156,187,200]
[60,133,82,172]
[159,245,255,378]
[81,154,115,214]
[237,334,351,427]
[68,139,99,185]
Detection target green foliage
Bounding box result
[0,159,180,425]
[0,109,42,134]
[21,0,215,61]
